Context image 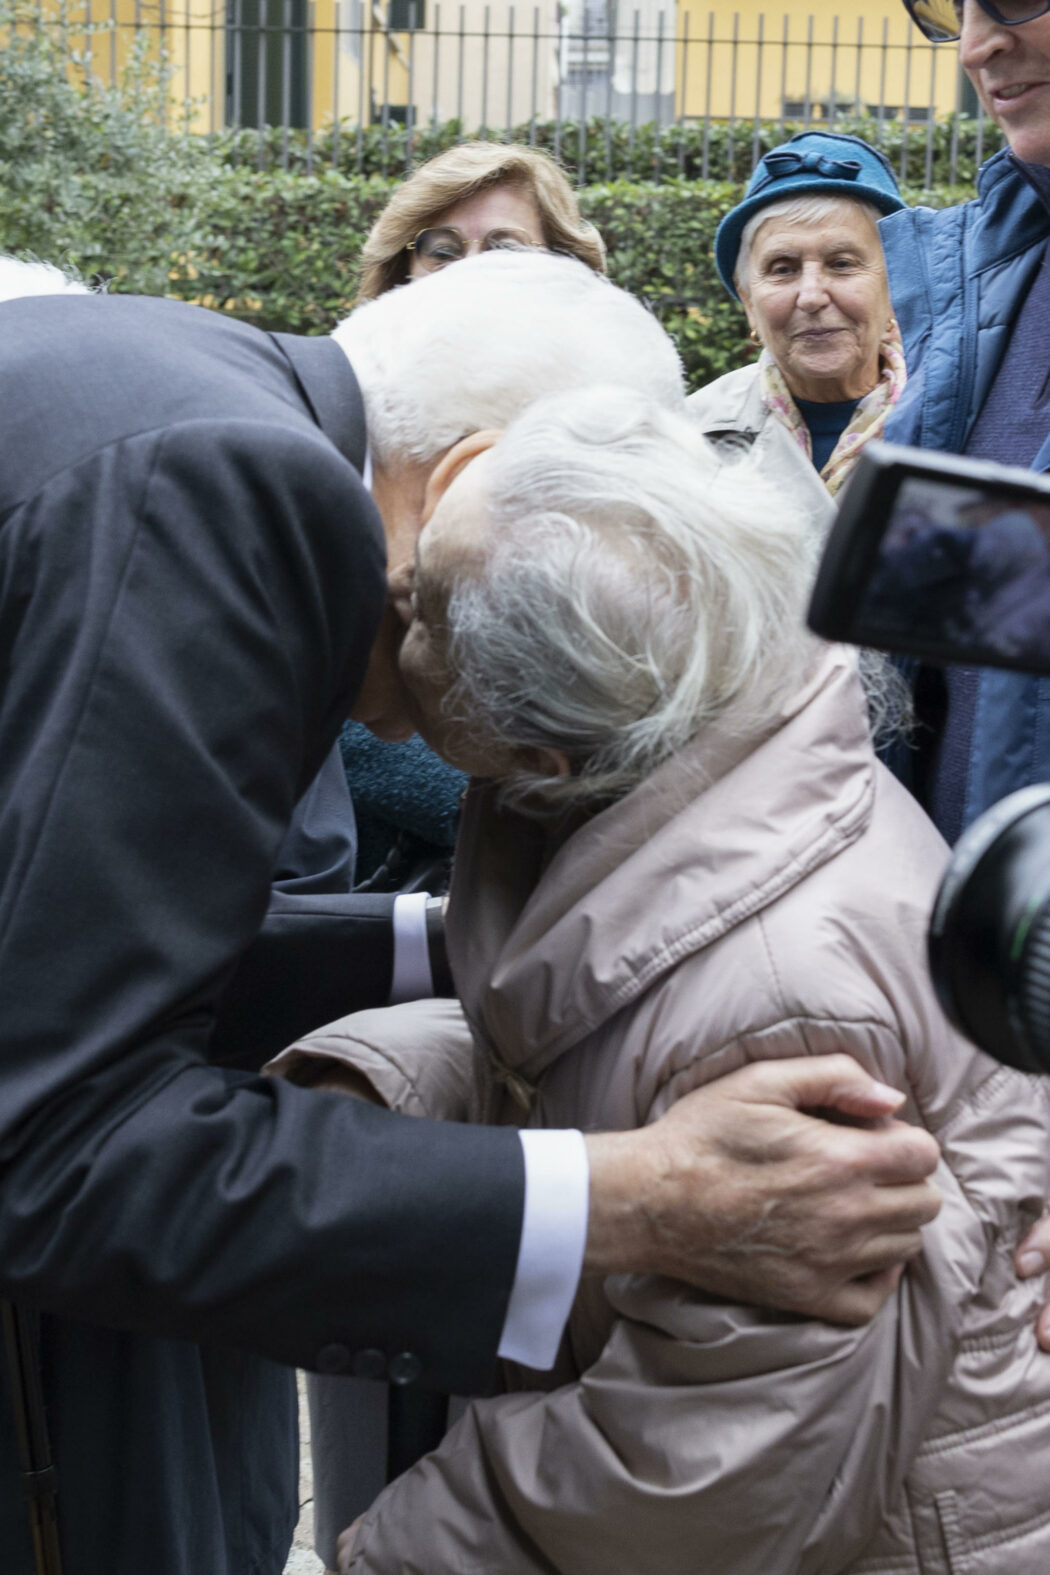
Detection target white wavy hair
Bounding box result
[441,384,822,807]
[734,193,883,295]
[0,256,91,301]
[331,250,686,469]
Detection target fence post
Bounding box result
[456,3,464,139]
[655,6,665,149]
[901,19,914,183]
[355,0,365,171]
[382,10,392,173]
[628,7,639,160]
[281,0,292,168]
[578,2,588,182]
[555,0,567,164]
[924,40,937,187]
[949,59,962,185]
[529,4,538,147]
[432,2,441,132]
[727,10,738,172]
[604,6,613,175]
[751,11,763,173]
[209,0,218,140]
[876,16,888,147]
[332,0,341,168]
[406,1,417,173]
[700,9,713,179]
[305,0,314,167]
[231,0,243,154]
[677,8,689,177]
[257,0,268,168]
[506,5,515,143]
[184,0,191,128]
[481,3,490,139]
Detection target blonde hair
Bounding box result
[356,141,606,301]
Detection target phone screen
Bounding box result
[854,476,1050,672]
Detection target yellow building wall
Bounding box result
[50,0,372,134]
[676,2,964,123]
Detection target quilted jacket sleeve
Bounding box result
[266,997,476,1122]
[346,1016,1025,1575]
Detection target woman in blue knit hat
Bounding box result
[688,131,907,508]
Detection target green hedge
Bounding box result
[152,169,970,389]
[214,112,1003,191]
[1,161,976,389]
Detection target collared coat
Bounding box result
[687,360,835,521]
[275,648,1050,1575]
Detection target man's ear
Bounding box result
[521,746,572,778]
[422,430,502,526]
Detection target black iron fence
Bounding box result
[32,4,1004,185]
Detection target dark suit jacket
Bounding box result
[0,295,523,1575]
[212,743,402,1071]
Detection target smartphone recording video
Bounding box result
[807,442,1050,676]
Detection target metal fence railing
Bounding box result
[40,4,1004,185]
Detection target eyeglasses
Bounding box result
[405,225,547,270]
[904,0,1050,43]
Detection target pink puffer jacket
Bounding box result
[273,648,1050,1575]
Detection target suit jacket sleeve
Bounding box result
[0,416,522,1394]
[211,746,399,1071]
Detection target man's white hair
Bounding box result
[331,251,686,469]
[441,384,822,807]
[734,193,882,296]
[0,256,91,302]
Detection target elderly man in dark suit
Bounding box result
[0,253,940,1575]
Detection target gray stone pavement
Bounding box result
[284,1373,326,1575]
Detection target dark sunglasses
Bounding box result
[904,0,1050,42]
[405,225,546,270]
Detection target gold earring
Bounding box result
[749,327,761,344]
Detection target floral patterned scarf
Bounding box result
[758,323,908,497]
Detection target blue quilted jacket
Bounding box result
[880,151,1050,835]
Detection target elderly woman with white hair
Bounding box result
[689,131,907,507]
[272,384,1050,1574]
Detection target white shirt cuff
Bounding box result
[497,1128,589,1370]
[388,892,433,1004]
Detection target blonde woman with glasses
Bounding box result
[355,140,605,301]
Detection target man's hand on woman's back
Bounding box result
[583,1054,942,1322]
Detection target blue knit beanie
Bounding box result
[715,131,906,300]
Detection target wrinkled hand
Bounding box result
[335,1516,363,1574]
[1016,1209,1050,1351]
[583,1055,941,1324]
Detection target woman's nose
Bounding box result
[795,264,831,310]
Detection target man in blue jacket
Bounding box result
[887,0,1050,1328]
[886,0,1050,839]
